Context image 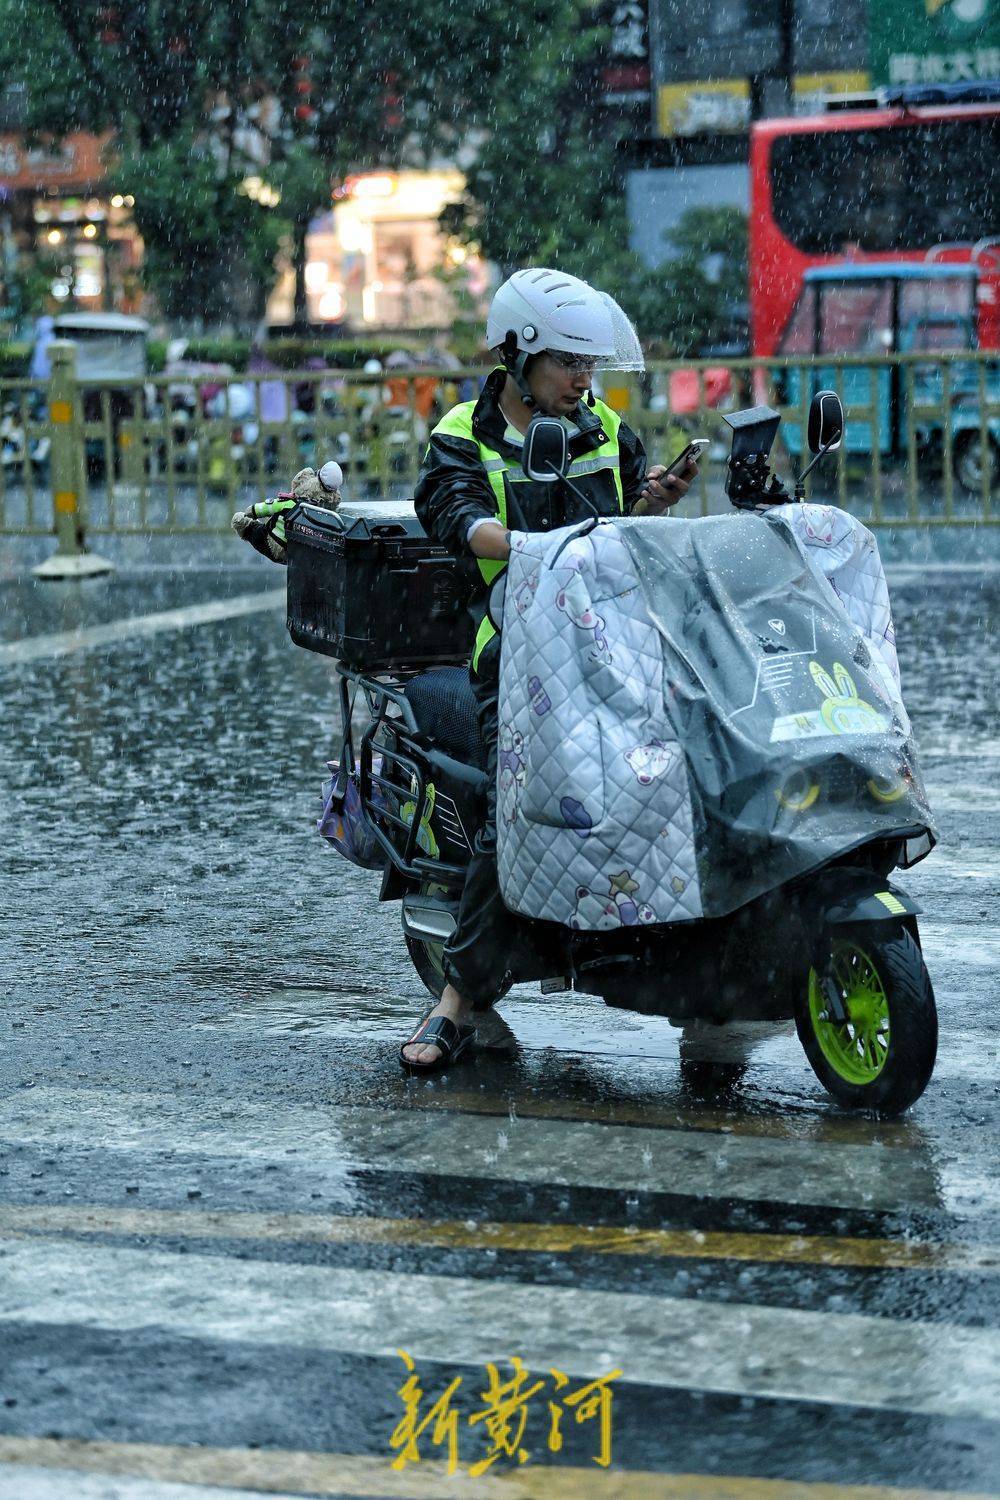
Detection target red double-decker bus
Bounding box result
[749,84,1000,357]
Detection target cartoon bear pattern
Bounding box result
[497,722,526,827]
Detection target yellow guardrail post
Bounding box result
[940,361,954,521]
[975,358,993,521]
[32,341,113,580]
[117,404,146,496]
[118,384,152,531]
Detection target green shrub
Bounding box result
[0,342,30,379]
[163,337,434,372]
[263,338,423,371]
[179,338,252,370]
[448,322,490,363]
[2,333,489,381]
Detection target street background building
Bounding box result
[0,1,997,341]
[628,0,868,275]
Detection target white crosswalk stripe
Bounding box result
[1,1067,998,1494]
[0,1084,989,1215]
[1,1237,998,1421]
[0,1469,299,1500]
[0,590,284,666]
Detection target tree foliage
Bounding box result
[650,206,749,353]
[0,0,581,323]
[105,135,286,323]
[452,150,748,352]
[439,16,748,349]
[0,0,746,343]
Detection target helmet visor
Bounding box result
[592,292,645,372]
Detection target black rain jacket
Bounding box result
[413,368,648,629]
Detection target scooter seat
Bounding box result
[402,667,488,770]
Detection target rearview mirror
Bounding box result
[807,390,844,454]
[522,416,568,482]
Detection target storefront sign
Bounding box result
[0,133,111,190]
[871,0,1000,86]
[596,1,651,108]
[657,79,749,137]
[656,73,870,136]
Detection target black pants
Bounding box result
[441,636,514,1010]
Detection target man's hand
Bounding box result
[634,456,698,517]
[468,521,511,561]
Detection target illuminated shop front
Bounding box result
[0,132,143,314]
[267,169,489,330]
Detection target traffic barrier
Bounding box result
[2,348,996,574]
[605,352,999,525]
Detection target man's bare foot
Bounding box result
[401,983,474,1067]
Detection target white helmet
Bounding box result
[486,267,644,373]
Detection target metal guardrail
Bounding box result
[609,351,999,527]
[3,345,997,572]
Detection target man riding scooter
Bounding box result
[401,268,700,1072]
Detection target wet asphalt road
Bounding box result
[0,535,998,1498]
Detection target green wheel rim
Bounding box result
[808,940,891,1084]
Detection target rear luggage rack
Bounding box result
[337,665,483,883]
[286,501,474,670]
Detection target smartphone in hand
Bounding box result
[638,437,709,507]
[664,437,710,480]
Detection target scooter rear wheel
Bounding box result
[405,936,448,999]
[795,928,937,1116]
[404,876,516,1004]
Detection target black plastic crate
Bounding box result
[285,502,474,670]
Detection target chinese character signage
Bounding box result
[596,1,651,109]
[658,79,750,137]
[871,0,1000,86]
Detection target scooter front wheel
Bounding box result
[795,928,937,1116]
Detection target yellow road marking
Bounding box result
[1,1204,996,1275]
[0,1438,996,1500]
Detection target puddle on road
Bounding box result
[195,987,411,1035]
[192,984,815,1092]
[917,920,1000,972]
[190,962,1000,1108]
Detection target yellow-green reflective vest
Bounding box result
[431,397,625,668]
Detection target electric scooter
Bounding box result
[300,392,938,1116]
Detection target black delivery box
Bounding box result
[286,501,474,671]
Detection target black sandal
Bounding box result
[400,1014,476,1075]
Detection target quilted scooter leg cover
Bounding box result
[496,507,933,931]
[497,525,702,931]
